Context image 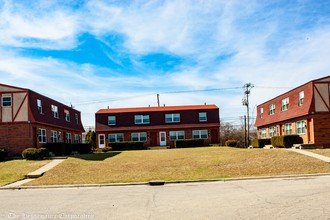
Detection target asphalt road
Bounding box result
[1,176,330,220]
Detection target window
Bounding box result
[199,112,207,122]
[269,104,275,115]
[131,132,147,142]
[135,115,150,124]
[260,108,263,118]
[51,130,58,143]
[51,105,59,118]
[38,129,47,143]
[108,116,116,125]
[75,113,79,124]
[282,98,289,111]
[261,128,266,139]
[165,113,180,123]
[66,133,72,144]
[74,134,80,143]
[169,131,185,141]
[2,96,12,107]
[269,126,275,137]
[64,110,70,122]
[284,123,292,135]
[193,130,208,139]
[109,133,124,142]
[296,120,305,135]
[299,91,304,106]
[37,99,43,113]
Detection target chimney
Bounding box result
[107,106,109,109]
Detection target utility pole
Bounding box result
[242,83,254,148]
[244,115,247,148]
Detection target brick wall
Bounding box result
[0,122,83,156]
[100,128,218,148]
[313,113,330,148]
[0,123,33,155]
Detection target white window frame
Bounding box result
[74,134,80,143]
[299,91,304,106]
[284,123,292,135]
[51,130,58,143]
[282,98,289,111]
[269,104,275,115]
[260,108,263,118]
[108,116,116,126]
[108,133,124,142]
[296,120,306,135]
[269,126,275,137]
[1,96,12,107]
[165,113,180,123]
[261,128,266,139]
[75,113,79,124]
[169,131,185,141]
[65,110,70,122]
[37,99,43,114]
[66,133,72,144]
[199,112,207,122]
[131,132,147,142]
[134,115,150,124]
[38,128,47,143]
[51,105,59,118]
[192,130,208,139]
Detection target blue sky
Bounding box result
[1,0,330,127]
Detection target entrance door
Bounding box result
[98,134,105,148]
[159,132,167,146]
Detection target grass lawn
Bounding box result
[309,149,330,157]
[0,159,50,186]
[25,147,330,186]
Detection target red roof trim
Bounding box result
[96,104,219,114]
[96,123,220,132]
[256,75,330,107]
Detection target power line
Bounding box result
[73,86,242,106]
[73,85,292,107]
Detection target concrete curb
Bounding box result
[1,173,330,191]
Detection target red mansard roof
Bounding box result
[96,104,219,114]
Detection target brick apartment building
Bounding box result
[255,76,330,148]
[95,104,220,148]
[0,84,85,155]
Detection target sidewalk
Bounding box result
[288,149,330,163]
[26,159,65,178]
[1,159,66,189]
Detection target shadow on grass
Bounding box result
[70,152,121,161]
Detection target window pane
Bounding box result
[135,115,142,124]
[199,112,207,121]
[173,114,180,122]
[2,96,12,107]
[117,134,124,142]
[140,132,147,141]
[200,130,208,139]
[108,116,116,125]
[109,134,116,142]
[165,114,172,122]
[143,115,150,123]
[178,131,185,140]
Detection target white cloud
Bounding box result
[0,0,80,49]
[0,0,330,128]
